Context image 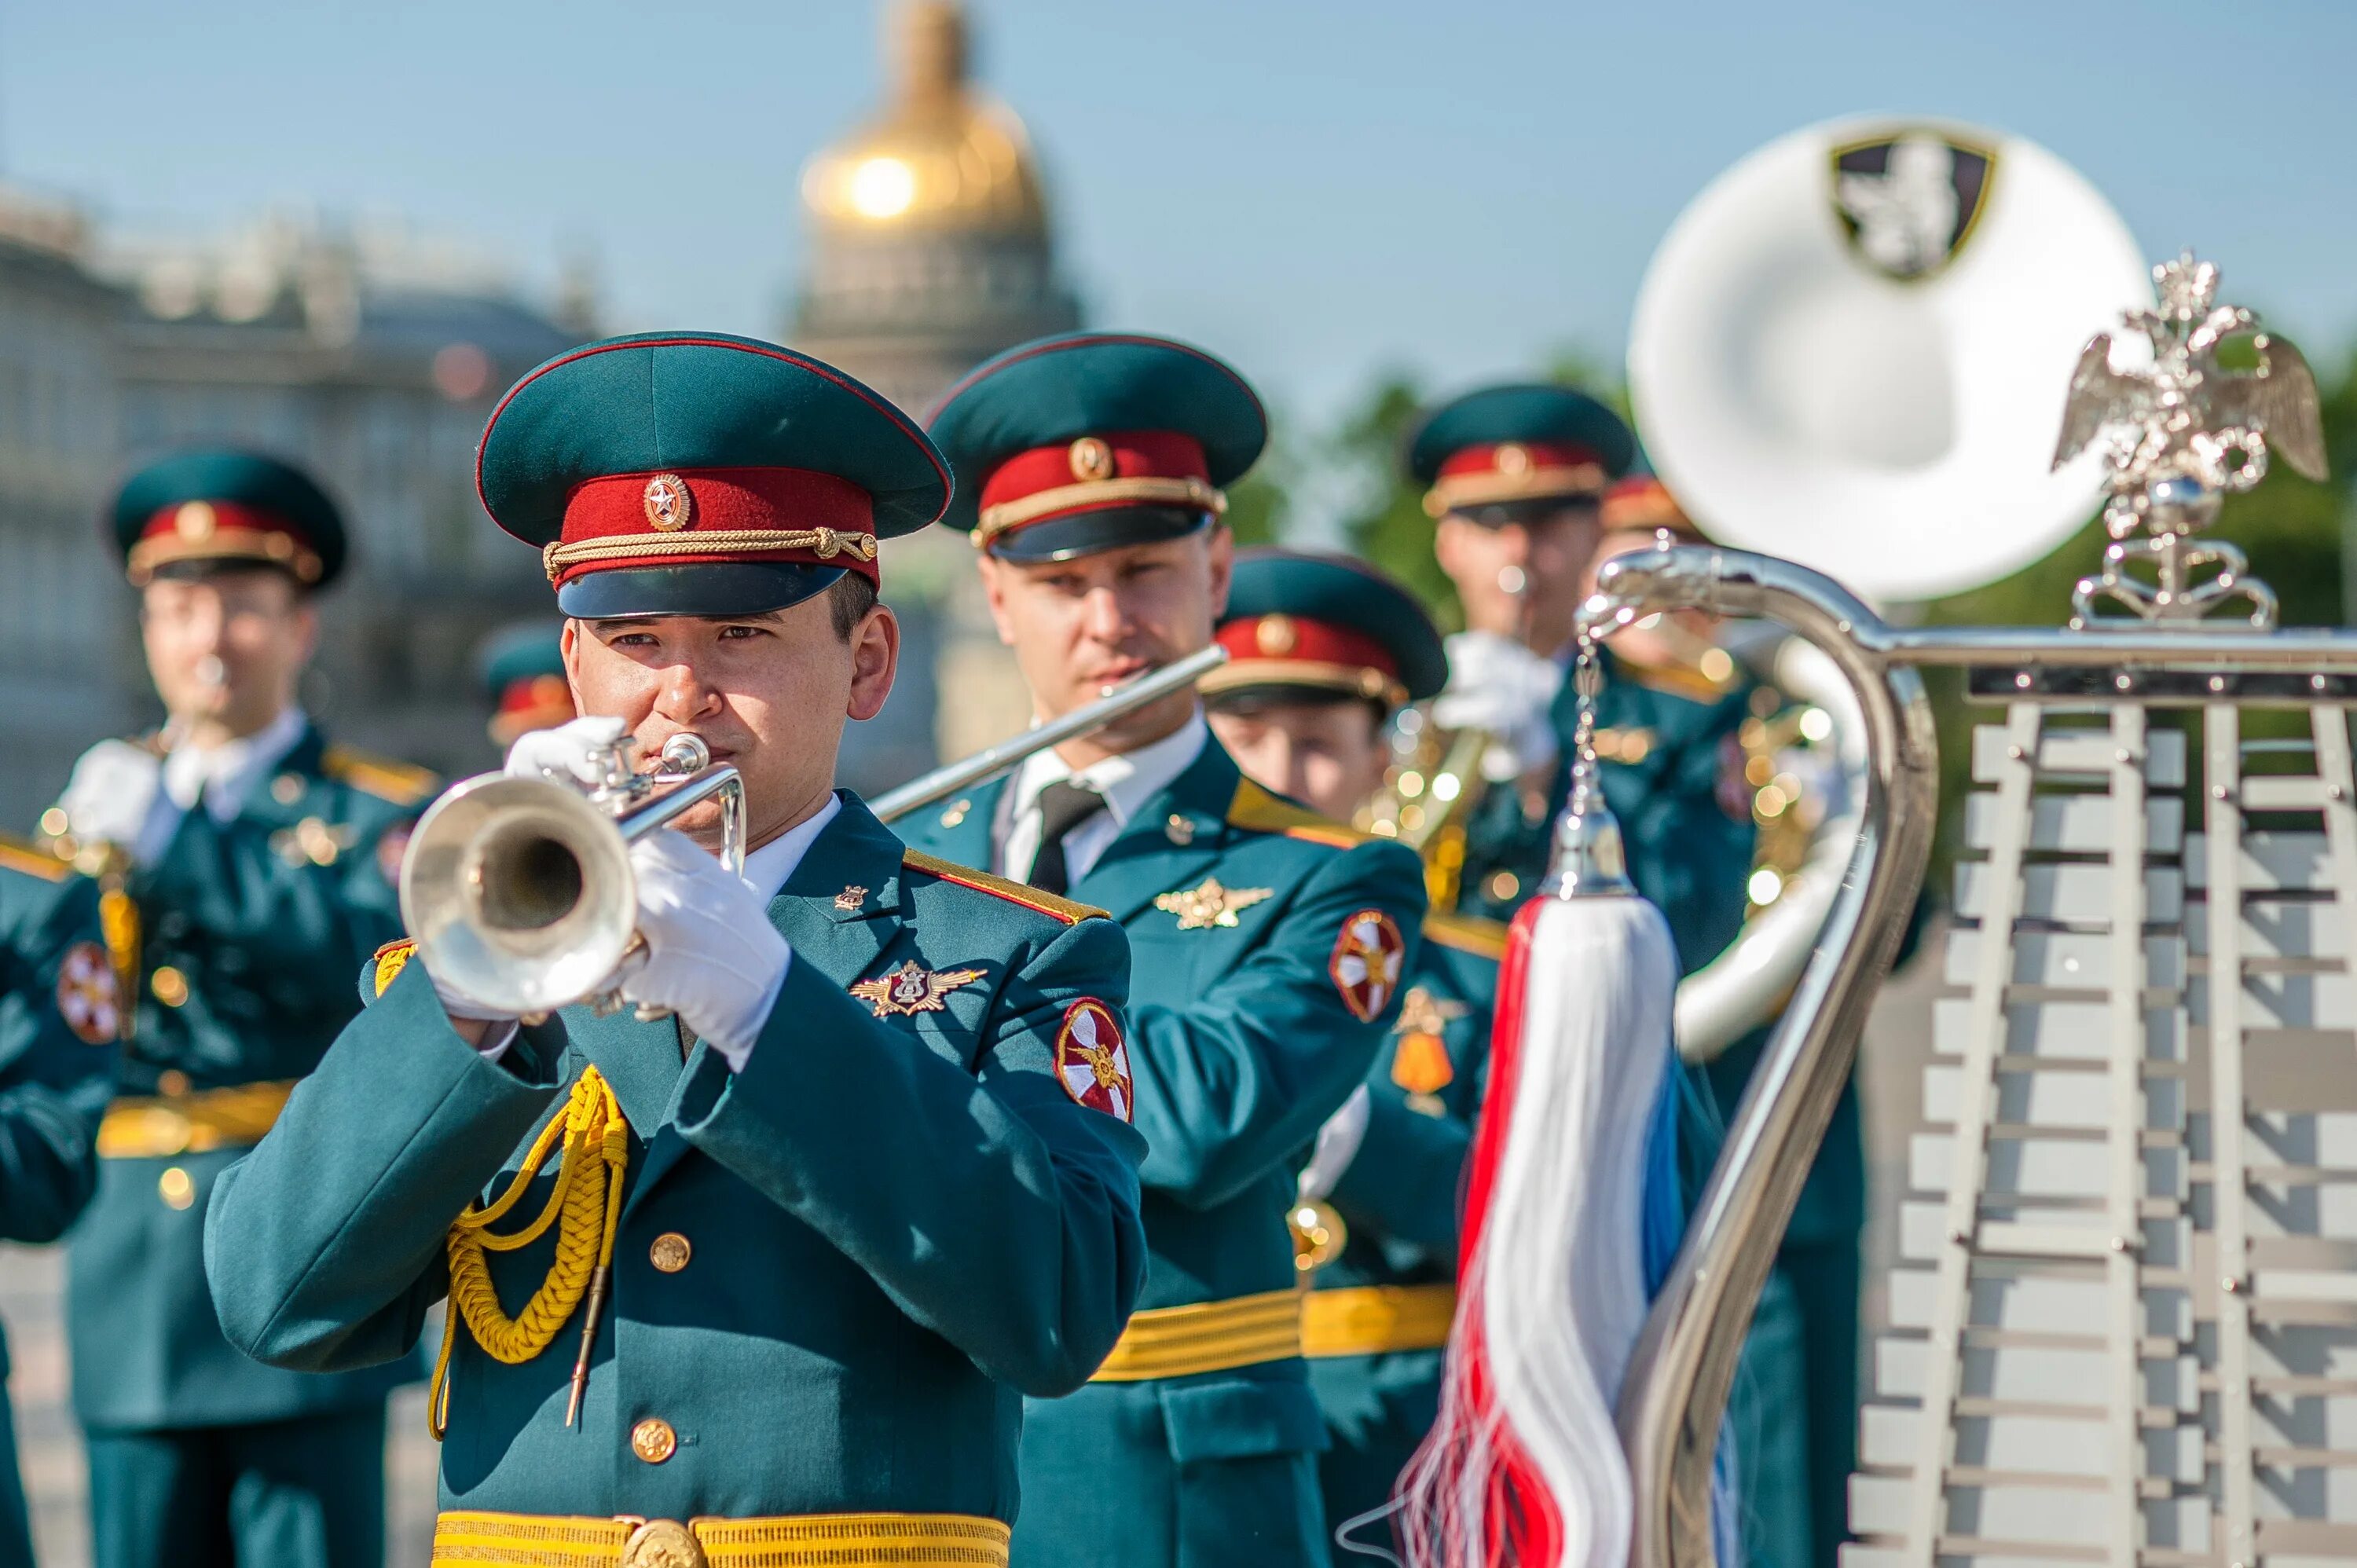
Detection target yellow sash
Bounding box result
[429,1510,1010,1567]
[1087,1288,1304,1382]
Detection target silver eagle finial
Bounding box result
[2054,251,2328,540]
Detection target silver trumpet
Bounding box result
[398,733,746,1017]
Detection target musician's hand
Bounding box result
[504,715,629,786]
[56,739,166,861]
[621,830,790,1071]
[1433,632,1564,779]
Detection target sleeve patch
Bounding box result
[1054,998,1132,1123]
[56,941,123,1045]
[372,939,416,998]
[1329,908,1407,1024]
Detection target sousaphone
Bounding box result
[1628,117,2151,1059]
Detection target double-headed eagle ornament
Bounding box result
[2053,252,2327,541]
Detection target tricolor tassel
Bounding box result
[1385,736,1701,1568]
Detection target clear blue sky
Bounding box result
[5,0,2353,426]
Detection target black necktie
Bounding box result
[1027,780,1105,896]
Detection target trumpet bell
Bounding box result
[398,775,640,1017]
[1629,116,2152,602]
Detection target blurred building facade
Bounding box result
[0,199,588,826]
[0,0,1080,826]
[788,0,1083,786]
[0,192,136,826]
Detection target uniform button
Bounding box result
[630,1417,677,1464]
[151,966,190,1007]
[158,1167,196,1211]
[156,1070,191,1098]
[649,1233,691,1273]
[1486,870,1521,903]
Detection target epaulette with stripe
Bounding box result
[1224,778,1371,849]
[0,832,69,882]
[322,746,440,808]
[370,938,416,998]
[901,849,1106,925]
[1424,910,1508,962]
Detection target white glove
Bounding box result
[1431,632,1565,779]
[505,716,629,786]
[1299,1085,1373,1203]
[620,830,790,1071]
[56,739,168,863]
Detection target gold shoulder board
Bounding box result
[1423,910,1509,962]
[1225,778,1369,848]
[0,832,69,882]
[900,850,1107,925]
[322,746,440,808]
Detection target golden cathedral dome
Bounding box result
[801,2,1050,240]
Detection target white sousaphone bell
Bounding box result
[1629,116,2153,1063]
[1629,115,2152,603]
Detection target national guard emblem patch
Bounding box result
[1330,909,1406,1023]
[849,959,987,1019]
[57,941,123,1045]
[1829,129,1996,281]
[1055,998,1131,1122]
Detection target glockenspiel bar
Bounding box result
[1972,725,2188,787]
[1956,862,2185,925]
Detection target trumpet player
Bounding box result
[204,332,1149,1568]
[42,451,431,1568]
[1197,548,1500,1537]
[911,332,1425,1568]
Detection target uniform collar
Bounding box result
[1007,710,1208,833]
[739,793,844,903]
[161,707,310,819]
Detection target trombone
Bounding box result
[870,644,1228,824]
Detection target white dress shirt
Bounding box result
[995,713,1208,884]
[122,706,310,863]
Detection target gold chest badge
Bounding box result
[1153,877,1274,931]
[849,959,987,1018]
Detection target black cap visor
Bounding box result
[556,562,849,619]
[985,505,1215,565]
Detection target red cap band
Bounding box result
[1204,614,1408,708]
[129,500,321,585]
[973,431,1222,546]
[544,466,880,588]
[1434,440,1599,481]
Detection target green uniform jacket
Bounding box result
[0,841,121,1566]
[66,724,431,1432]
[205,794,1149,1524]
[1307,912,1499,1532]
[903,739,1427,1568]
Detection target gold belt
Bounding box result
[1300,1283,1457,1358]
[97,1079,296,1159]
[1089,1288,1303,1382]
[430,1510,1010,1567]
